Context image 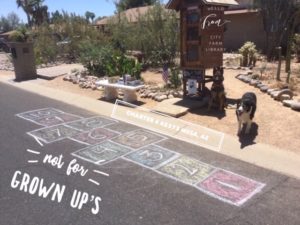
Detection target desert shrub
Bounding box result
[169,66,182,89]
[79,41,115,76]
[292,34,300,62]
[239,41,258,67]
[109,3,179,67]
[32,11,108,64]
[33,24,59,64]
[79,40,143,78]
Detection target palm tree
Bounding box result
[16,0,49,26]
[16,0,32,26]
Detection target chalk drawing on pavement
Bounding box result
[124,145,179,169]
[28,124,82,143]
[65,116,117,131]
[111,129,166,149]
[158,156,216,185]
[69,127,119,146]
[196,169,265,206]
[72,141,133,165]
[18,108,266,206]
[16,108,83,126]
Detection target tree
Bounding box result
[51,10,63,23]
[115,0,158,12]
[16,0,33,26]
[85,11,96,23]
[254,0,296,61]
[0,12,21,32]
[16,0,49,26]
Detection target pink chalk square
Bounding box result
[197,170,264,206]
[70,128,119,145]
[33,113,82,126]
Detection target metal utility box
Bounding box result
[9,42,37,81]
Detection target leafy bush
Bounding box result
[79,41,115,76]
[8,26,30,42]
[239,41,258,67]
[79,40,143,78]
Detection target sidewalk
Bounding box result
[1,71,300,179]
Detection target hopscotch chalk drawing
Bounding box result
[16,108,265,206]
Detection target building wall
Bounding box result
[224,11,266,52]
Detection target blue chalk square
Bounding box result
[124,145,177,168]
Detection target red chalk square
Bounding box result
[197,170,263,206]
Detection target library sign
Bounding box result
[166,0,238,68]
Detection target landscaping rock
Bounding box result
[267,88,279,95]
[168,94,174,99]
[279,94,292,101]
[156,95,168,102]
[256,83,265,88]
[274,89,293,101]
[291,102,300,111]
[260,85,269,92]
[148,93,156,98]
[250,79,261,86]
[282,100,294,107]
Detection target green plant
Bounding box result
[292,34,300,62]
[239,41,258,67]
[169,66,182,89]
[8,26,30,42]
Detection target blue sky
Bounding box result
[0,0,168,23]
[0,0,118,22]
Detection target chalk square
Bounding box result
[32,113,82,126]
[16,108,64,121]
[124,145,177,168]
[28,125,82,143]
[105,122,139,134]
[197,170,264,206]
[70,127,119,145]
[111,129,164,149]
[158,156,215,185]
[66,116,116,131]
[72,141,133,165]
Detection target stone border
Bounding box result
[235,73,300,112]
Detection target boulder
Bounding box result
[282,100,294,107]
[291,102,300,111]
[279,94,292,101]
[274,89,293,101]
[168,94,174,99]
[156,95,167,102]
[250,79,261,86]
[267,88,279,95]
[260,85,269,92]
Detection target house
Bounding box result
[94,0,267,51]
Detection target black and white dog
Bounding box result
[236,92,257,134]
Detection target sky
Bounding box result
[0,0,118,22]
[1,0,168,23]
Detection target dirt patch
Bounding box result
[37,67,300,153]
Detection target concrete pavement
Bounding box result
[1,71,300,180]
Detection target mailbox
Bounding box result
[166,0,238,96]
